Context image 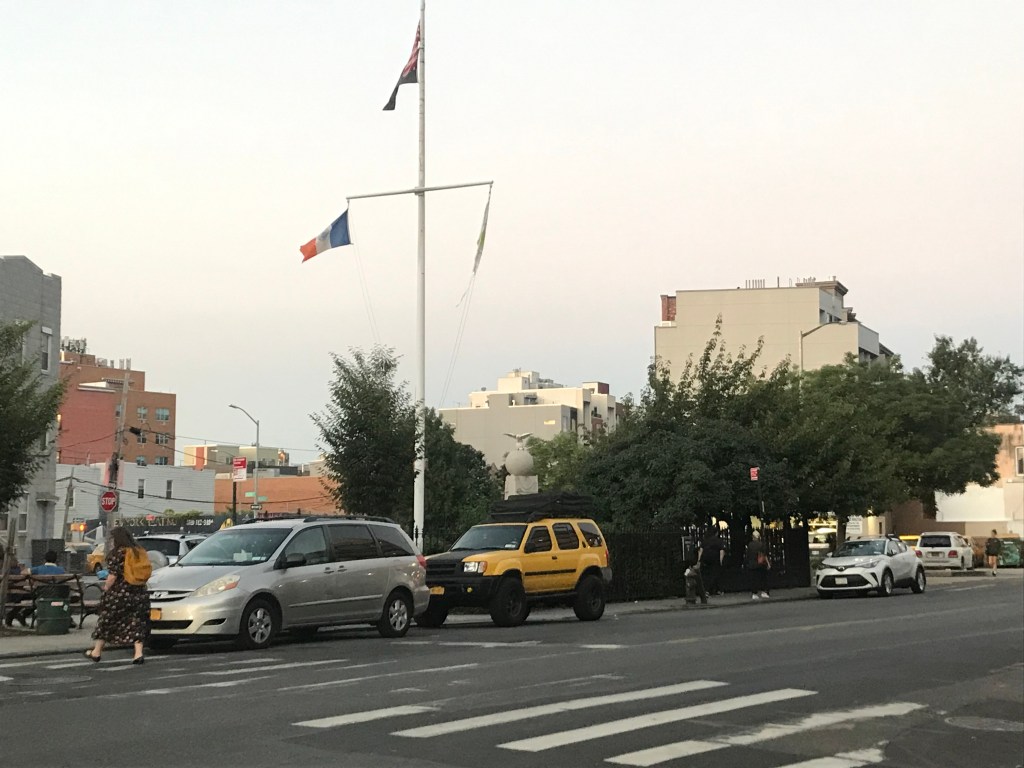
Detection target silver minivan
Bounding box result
[146,516,429,650]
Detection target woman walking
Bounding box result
[84,527,150,664]
[745,530,771,600]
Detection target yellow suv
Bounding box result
[417,513,612,628]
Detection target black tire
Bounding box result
[145,637,177,651]
[877,570,894,597]
[573,575,606,621]
[816,590,833,599]
[489,579,529,627]
[910,568,927,594]
[377,590,413,638]
[414,601,449,628]
[237,597,278,650]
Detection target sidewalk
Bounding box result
[0,585,818,660]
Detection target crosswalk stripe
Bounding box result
[607,703,922,766]
[772,747,886,768]
[199,660,346,676]
[295,705,436,729]
[394,680,726,739]
[502,688,817,753]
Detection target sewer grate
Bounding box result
[945,716,1024,733]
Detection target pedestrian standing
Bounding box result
[698,529,727,596]
[985,530,1002,576]
[745,530,771,600]
[85,527,150,665]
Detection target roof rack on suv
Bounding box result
[234,514,397,526]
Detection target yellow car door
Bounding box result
[550,522,584,591]
[521,524,560,593]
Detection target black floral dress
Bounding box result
[92,547,150,644]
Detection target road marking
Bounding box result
[0,659,57,669]
[948,585,996,592]
[214,657,283,664]
[199,659,346,676]
[502,688,816,753]
[0,675,11,682]
[581,644,625,649]
[772,747,886,768]
[606,702,922,765]
[295,705,436,728]
[121,676,274,696]
[280,663,479,692]
[402,640,542,649]
[396,680,727,739]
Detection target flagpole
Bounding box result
[414,0,427,550]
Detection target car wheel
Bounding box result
[911,568,926,594]
[489,579,528,627]
[145,637,177,651]
[573,575,606,621]
[816,590,833,599]
[877,570,894,597]
[414,601,449,628]
[377,590,413,638]
[237,597,278,650]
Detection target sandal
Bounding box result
[83,650,100,662]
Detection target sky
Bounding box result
[2,1,1022,466]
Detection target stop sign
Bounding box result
[100,490,118,512]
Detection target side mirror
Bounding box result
[281,552,307,569]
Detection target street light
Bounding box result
[798,321,846,375]
[229,404,260,518]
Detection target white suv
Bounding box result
[136,534,208,566]
[914,531,974,570]
[815,535,926,598]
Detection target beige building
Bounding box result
[655,277,892,378]
[440,370,618,469]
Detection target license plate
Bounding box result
[429,586,445,596]
[834,577,848,585]
[149,608,162,621]
[928,552,941,557]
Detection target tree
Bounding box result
[526,431,590,492]
[313,346,499,539]
[0,321,65,614]
[313,346,416,526]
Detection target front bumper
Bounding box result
[148,591,247,637]
[815,568,881,592]
[424,574,500,608]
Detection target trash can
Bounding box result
[35,583,72,635]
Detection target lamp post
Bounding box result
[229,404,260,519]
[798,321,845,375]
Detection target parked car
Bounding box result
[136,534,208,566]
[145,515,429,651]
[418,513,612,628]
[87,544,106,574]
[815,535,926,598]
[913,531,974,570]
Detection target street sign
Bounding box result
[99,490,118,513]
[250,503,263,512]
[232,456,247,483]
[750,467,759,481]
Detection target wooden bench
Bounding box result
[2,573,102,629]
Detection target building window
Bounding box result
[136,406,148,420]
[154,456,169,466]
[40,327,52,372]
[136,456,146,466]
[137,479,145,498]
[17,513,28,532]
[1016,446,1024,477]
[136,431,147,444]
[165,480,172,500]
[155,432,169,446]
[155,407,170,422]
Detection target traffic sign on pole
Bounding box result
[750,467,759,481]
[99,490,119,513]
[250,503,263,512]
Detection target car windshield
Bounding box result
[918,535,952,548]
[137,538,181,558]
[177,528,290,566]
[833,540,885,557]
[450,524,527,551]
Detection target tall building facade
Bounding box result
[439,369,618,469]
[0,255,62,552]
[655,278,892,379]
[57,350,177,468]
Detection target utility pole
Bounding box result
[60,469,75,542]
[105,360,131,533]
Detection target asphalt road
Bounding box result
[2,577,1021,768]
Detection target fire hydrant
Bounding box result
[684,565,706,605]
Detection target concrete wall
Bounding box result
[0,255,62,557]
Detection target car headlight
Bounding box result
[859,560,880,569]
[193,574,241,598]
[462,561,487,574]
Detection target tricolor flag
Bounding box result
[300,209,352,263]
[383,25,420,111]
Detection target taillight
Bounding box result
[417,554,427,568]
[915,550,922,557]
[605,547,610,566]
[948,550,957,558]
